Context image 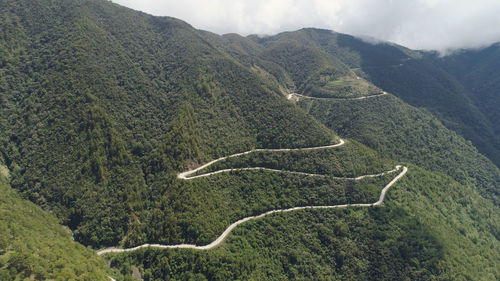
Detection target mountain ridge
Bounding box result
[1,0,500,280]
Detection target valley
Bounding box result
[1,0,500,280]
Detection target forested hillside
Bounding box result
[297,94,500,205]
[363,57,500,167]
[1,0,500,280]
[436,44,500,149]
[0,165,116,280]
[108,165,500,280]
[252,28,500,168]
[0,0,335,247]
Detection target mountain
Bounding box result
[436,43,500,144]
[0,0,336,248]
[252,28,500,168]
[1,0,500,280]
[246,28,500,204]
[0,165,115,280]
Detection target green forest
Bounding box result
[0,166,117,280]
[1,0,500,280]
[107,167,500,280]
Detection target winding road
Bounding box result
[287,92,388,101]
[178,139,345,179]
[181,165,401,180]
[98,138,408,255]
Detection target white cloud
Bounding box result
[112,0,500,52]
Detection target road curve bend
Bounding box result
[288,92,388,101]
[97,165,408,255]
[178,139,345,180]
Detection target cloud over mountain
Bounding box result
[113,0,500,52]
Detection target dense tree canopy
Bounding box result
[1,0,499,280]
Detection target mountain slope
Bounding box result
[1,1,500,280]
[0,166,113,280]
[108,165,500,281]
[363,57,500,167]
[437,43,500,138]
[247,29,500,204]
[297,94,500,205]
[0,0,336,247]
[255,28,500,167]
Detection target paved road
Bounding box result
[98,159,407,255]
[178,139,346,179]
[183,164,401,180]
[287,92,388,101]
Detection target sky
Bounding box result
[113,0,500,53]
